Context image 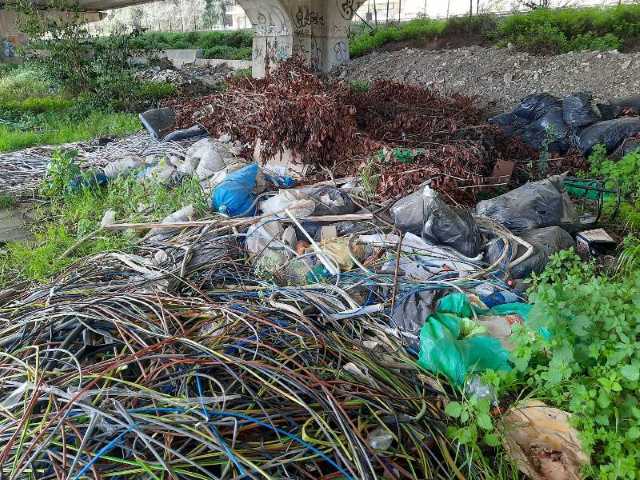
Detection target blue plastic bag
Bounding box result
[212,164,259,217]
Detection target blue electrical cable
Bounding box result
[195,373,247,477]
[128,407,355,480]
[72,427,131,480]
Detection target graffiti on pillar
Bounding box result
[309,38,323,71]
[333,41,348,64]
[253,44,264,61]
[292,38,323,72]
[266,38,289,65]
[337,0,357,20]
[294,7,325,34]
[253,7,290,36]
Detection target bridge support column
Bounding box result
[238,0,365,77]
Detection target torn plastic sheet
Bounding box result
[359,232,481,275]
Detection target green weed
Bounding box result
[0,150,207,287]
[504,250,640,478]
[0,194,16,209]
[0,111,140,153]
[588,145,640,230]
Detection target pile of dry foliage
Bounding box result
[168,59,533,203]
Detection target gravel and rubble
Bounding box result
[341,46,640,114]
[135,62,235,96]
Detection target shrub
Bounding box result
[567,32,622,52]
[202,45,252,60]
[511,22,568,54]
[509,250,640,479]
[497,4,640,53]
[350,18,445,57]
[442,14,497,38]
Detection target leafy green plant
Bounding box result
[588,145,640,229]
[445,396,500,448]
[507,250,640,479]
[202,45,252,60]
[349,80,370,93]
[15,1,158,110]
[511,22,568,54]
[616,234,640,277]
[568,32,622,52]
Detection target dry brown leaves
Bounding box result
[167,59,534,203]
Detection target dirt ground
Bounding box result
[341,46,640,114]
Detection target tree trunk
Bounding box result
[469,0,473,16]
[373,0,378,26]
[446,0,450,18]
[386,0,390,24]
[398,0,402,22]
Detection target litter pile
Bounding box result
[491,91,640,158]
[0,62,608,479]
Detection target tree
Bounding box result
[203,0,224,29]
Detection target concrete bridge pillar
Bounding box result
[238,0,365,77]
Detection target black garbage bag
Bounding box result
[577,117,640,155]
[485,226,574,279]
[307,187,357,216]
[519,108,571,154]
[421,191,482,258]
[391,289,437,342]
[513,94,562,122]
[391,186,430,235]
[476,175,576,233]
[391,185,482,256]
[612,137,640,159]
[562,92,601,130]
[488,112,530,137]
[598,95,640,120]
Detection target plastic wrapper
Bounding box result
[598,95,640,120]
[417,293,511,387]
[502,400,589,480]
[211,164,259,217]
[391,289,437,341]
[513,93,562,122]
[520,108,571,154]
[391,185,482,257]
[306,187,356,216]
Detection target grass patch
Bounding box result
[350,3,640,57]
[0,111,140,152]
[350,18,446,57]
[0,150,208,285]
[0,65,161,152]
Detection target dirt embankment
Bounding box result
[341,46,640,114]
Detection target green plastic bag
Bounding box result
[489,302,532,320]
[417,294,511,387]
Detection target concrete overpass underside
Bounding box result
[1,0,366,76]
